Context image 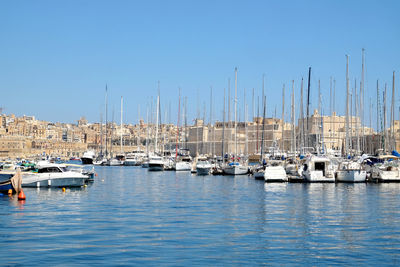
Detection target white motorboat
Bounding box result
[22,163,88,187]
[196,159,212,175]
[107,158,122,166]
[253,160,287,182]
[81,151,95,165]
[124,153,141,166]
[302,155,336,182]
[223,162,248,175]
[148,156,164,171]
[367,155,400,182]
[336,160,367,182]
[174,156,192,171]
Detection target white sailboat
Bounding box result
[223,67,248,176]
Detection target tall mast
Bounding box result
[345,55,350,156]
[120,96,123,154]
[260,96,266,163]
[252,88,255,153]
[384,83,387,152]
[361,48,365,151]
[100,112,103,157]
[105,85,108,158]
[291,80,296,153]
[234,67,238,158]
[281,84,285,152]
[330,76,333,149]
[244,88,248,156]
[155,82,160,154]
[209,86,213,156]
[391,71,396,151]
[300,78,304,151]
[228,78,231,128]
[222,87,226,163]
[175,88,181,160]
[306,67,311,149]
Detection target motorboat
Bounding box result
[336,160,367,182]
[223,162,248,175]
[196,158,212,175]
[81,151,95,165]
[253,160,287,182]
[22,163,89,187]
[174,156,192,171]
[148,156,164,171]
[365,155,400,182]
[302,155,336,182]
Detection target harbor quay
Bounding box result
[0,112,399,160]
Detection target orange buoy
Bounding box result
[8,189,13,196]
[18,189,26,200]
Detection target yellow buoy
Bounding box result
[8,189,12,196]
[62,187,66,192]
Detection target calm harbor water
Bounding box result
[1,166,400,266]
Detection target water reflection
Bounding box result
[1,168,400,265]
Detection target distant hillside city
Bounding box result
[0,111,399,159]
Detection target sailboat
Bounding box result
[223,68,248,175]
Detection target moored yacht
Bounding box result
[148,155,164,171]
[223,162,248,175]
[336,160,367,182]
[22,163,89,187]
[302,155,335,182]
[81,151,95,165]
[174,156,192,171]
[196,158,212,175]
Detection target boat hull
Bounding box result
[303,170,335,182]
[175,162,191,171]
[264,166,287,182]
[196,166,211,175]
[223,165,248,175]
[336,170,367,182]
[148,164,164,171]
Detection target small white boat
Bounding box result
[148,156,164,171]
[367,155,400,182]
[22,163,88,187]
[253,161,287,182]
[336,160,367,182]
[302,155,335,182]
[81,151,95,165]
[223,162,248,175]
[196,159,212,175]
[174,156,192,171]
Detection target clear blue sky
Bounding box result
[1,0,399,129]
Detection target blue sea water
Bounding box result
[1,166,400,266]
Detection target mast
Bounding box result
[281,84,285,152]
[234,67,238,158]
[228,78,231,128]
[100,112,103,157]
[222,87,226,163]
[384,83,387,152]
[252,88,255,153]
[120,96,123,154]
[361,48,365,151]
[244,88,248,157]
[300,78,304,151]
[105,85,108,158]
[209,86,213,156]
[345,55,350,156]
[175,88,181,160]
[260,96,266,163]
[306,67,311,149]
[155,83,160,154]
[291,80,296,153]
[318,80,321,153]
[391,71,396,151]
